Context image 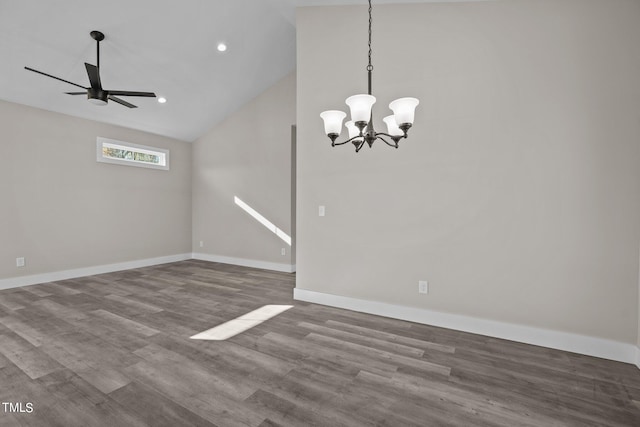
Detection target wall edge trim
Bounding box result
[293,288,638,366]
[0,253,192,290]
[192,253,296,273]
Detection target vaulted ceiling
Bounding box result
[0,0,482,141]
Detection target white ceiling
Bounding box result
[0,0,485,142]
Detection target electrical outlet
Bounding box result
[199,241,204,248]
[281,248,286,256]
[16,257,25,268]
[319,205,325,217]
[418,280,428,294]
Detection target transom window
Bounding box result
[96,137,169,170]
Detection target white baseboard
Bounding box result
[0,253,192,291]
[294,288,638,366]
[0,252,294,291]
[192,253,296,273]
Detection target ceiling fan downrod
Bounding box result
[90,30,104,69]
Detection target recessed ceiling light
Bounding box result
[217,43,227,52]
[158,97,167,104]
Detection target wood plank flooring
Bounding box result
[0,260,639,426]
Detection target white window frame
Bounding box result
[96,137,170,170]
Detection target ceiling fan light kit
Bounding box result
[24,30,156,109]
[320,0,419,152]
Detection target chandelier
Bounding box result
[320,0,419,152]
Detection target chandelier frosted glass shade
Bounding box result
[345,94,376,125]
[345,121,363,139]
[383,115,403,137]
[389,97,420,127]
[320,110,347,137]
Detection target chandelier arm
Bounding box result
[332,135,364,147]
[355,139,367,153]
[376,132,404,140]
[376,134,399,149]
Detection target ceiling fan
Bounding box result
[25,30,156,108]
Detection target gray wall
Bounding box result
[192,72,296,267]
[0,100,192,279]
[296,1,640,344]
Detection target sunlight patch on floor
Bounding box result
[190,304,294,341]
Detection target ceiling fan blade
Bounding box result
[107,90,156,97]
[65,92,86,95]
[24,66,87,90]
[108,95,137,108]
[85,63,102,89]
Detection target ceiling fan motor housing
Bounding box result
[88,88,108,106]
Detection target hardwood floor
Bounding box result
[0,260,639,426]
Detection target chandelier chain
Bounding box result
[367,0,373,72]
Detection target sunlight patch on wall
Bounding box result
[234,196,291,245]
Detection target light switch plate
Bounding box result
[418,280,428,294]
